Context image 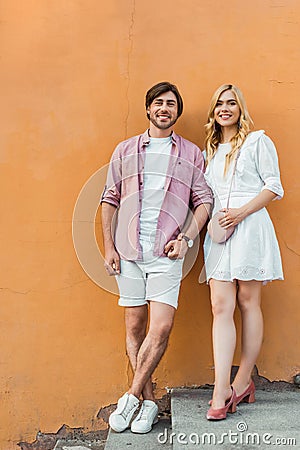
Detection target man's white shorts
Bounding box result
[116,240,184,309]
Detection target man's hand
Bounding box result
[104,247,120,275]
[164,237,188,260]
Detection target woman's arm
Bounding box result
[219,189,277,229]
[220,134,283,229]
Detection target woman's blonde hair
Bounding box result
[205,84,254,175]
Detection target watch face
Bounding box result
[187,239,193,248]
[182,235,193,248]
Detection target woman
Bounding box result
[203,84,284,420]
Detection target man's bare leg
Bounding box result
[128,302,175,399]
[125,305,155,400]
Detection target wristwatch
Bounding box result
[179,234,194,248]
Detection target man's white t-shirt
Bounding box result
[139,136,172,242]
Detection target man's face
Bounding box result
[147,91,178,130]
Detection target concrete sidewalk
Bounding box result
[54,385,299,450]
[171,386,300,450]
[105,417,172,450]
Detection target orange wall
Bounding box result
[0,1,299,448]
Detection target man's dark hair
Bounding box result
[145,81,183,119]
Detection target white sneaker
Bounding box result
[109,393,140,432]
[131,400,159,434]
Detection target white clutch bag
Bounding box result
[207,211,235,243]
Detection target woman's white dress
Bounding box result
[203,130,284,283]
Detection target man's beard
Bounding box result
[149,115,178,130]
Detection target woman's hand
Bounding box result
[219,207,246,228]
[218,190,277,229]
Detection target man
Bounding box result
[101,81,212,434]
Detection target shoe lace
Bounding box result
[136,403,150,421]
[121,397,138,419]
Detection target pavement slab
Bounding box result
[171,387,300,450]
[105,417,172,450]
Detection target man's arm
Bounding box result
[164,202,211,259]
[165,146,212,259]
[102,202,120,275]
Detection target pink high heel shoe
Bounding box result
[208,380,256,406]
[235,380,256,405]
[206,388,237,420]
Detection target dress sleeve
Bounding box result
[100,143,122,207]
[255,134,284,200]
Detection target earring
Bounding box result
[237,120,241,129]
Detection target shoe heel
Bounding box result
[229,401,237,414]
[244,392,255,403]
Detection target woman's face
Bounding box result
[214,89,240,129]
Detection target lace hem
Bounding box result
[206,265,284,284]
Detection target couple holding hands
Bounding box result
[101,81,283,433]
